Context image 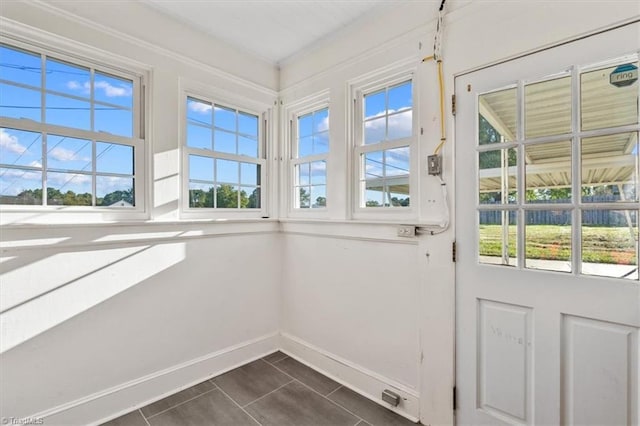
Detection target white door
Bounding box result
[455,23,640,425]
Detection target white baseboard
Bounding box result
[36,333,279,426]
[279,332,420,422]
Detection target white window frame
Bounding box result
[0,32,149,223]
[349,64,419,221]
[180,83,271,220]
[284,91,330,218]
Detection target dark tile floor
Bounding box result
[102,351,417,426]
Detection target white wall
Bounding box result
[278,1,639,425]
[1,1,639,425]
[0,1,280,425]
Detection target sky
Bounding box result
[0,44,134,201]
[0,44,413,207]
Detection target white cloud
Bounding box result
[47,172,91,186]
[0,129,28,155]
[364,109,412,143]
[94,80,132,98]
[66,80,132,98]
[29,160,42,168]
[66,80,90,94]
[49,146,84,162]
[188,100,213,114]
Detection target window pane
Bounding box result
[310,185,326,208]
[582,210,638,279]
[47,135,91,171]
[479,210,517,266]
[365,187,384,207]
[0,45,41,87]
[0,83,41,121]
[214,106,236,131]
[581,133,638,202]
[238,136,258,157]
[388,81,412,112]
[298,186,311,208]
[525,141,572,203]
[187,98,212,125]
[216,184,238,208]
[187,124,212,150]
[46,58,90,98]
[239,187,257,208]
[314,132,329,155]
[525,209,572,272]
[214,129,235,154]
[479,87,517,144]
[298,136,313,157]
[46,94,90,130]
[96,176,134,207]
[388,110,412,140]
[96,142,133,175]
[94,72,133,108]
[245,186,260,208]
[189,182,214,208]
[240,162,260,186]
[47,171,92,205]
[95,106,133,138]
[0,168,41,204]
[239,112,258,137]
[314,108,329,132]
[385,147,410,177]
[364,90,385,119]
[525,76,571,139]
[298,113,313,138]
[297,163,310,186]
[364,116,385,145]
[189,155,213,182]
[1,128,42,168]
[216,159,239,184]
[364,151,383,180]
[581,62,638,131]
[310,160,326,185]
[479,148,517,205]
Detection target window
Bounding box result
[292,106,328,209]
[354,77,414,212]
[0,42,144,209]
[477,54,639,279]
[184,95,265,212]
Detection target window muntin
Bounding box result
[477,54,640,279]
[0,43,142,209]
[184,95,264,210]
[356,78,413,210]
[292,106,329,210]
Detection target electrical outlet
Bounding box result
[397,225,416,237]
[428,154,442,176]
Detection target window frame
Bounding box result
[0,35,148,222]
[180,86,271,219]
[475,53,640,279]
[286,93,330,216]
[350,66,419,221]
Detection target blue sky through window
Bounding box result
[0,44,137,205]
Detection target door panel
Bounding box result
[455,23,640,425]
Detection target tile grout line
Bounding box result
[263,353,289,365]
[144,387,219,420]
[214,383,264,426]
[138,409,151,426]
[265,361,367,425]
[325,384,343,398]
[241,379,295,408]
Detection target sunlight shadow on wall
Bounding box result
[0,242,185,353]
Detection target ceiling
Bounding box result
[143,0,399,65]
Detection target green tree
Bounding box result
[314,196,326,208]
[248,188,260,208]
[299,187,310,208]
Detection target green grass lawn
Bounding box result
[479,225,637,265]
